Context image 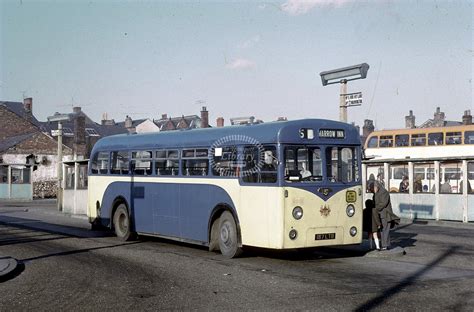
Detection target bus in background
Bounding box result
[363,125,474,222]
[88,119,363,258]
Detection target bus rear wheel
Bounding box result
[113,204,134,241]
[218,211,243,258]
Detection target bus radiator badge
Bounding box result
[318,187,332,196]
[320,205,331,217]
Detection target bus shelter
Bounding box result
[62,159,89,215]
[0,164,33,201]
[362,156,474,223]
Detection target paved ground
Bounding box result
[0,200,473,311]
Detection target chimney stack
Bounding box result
[433,107,445,127]
[74,114,87,156]
[125,115,133,129]
[363,119,374,138]
[73,106,82,114]
[216,117,224,127]
[23,97,33,117]
[200,106,209,128]
[463,110,472,125]
[161,114,168,120]
[405,110,416,129]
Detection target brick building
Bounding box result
[0,98,73,197]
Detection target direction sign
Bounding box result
[343,92,363,107]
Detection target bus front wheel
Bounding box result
[113,204,134,241]
[218,211,243,258]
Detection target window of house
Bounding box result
[131,151,153,175]
[395,134,409,147]
[65,165,75,189]
[91,152,109,174]
[155,149,179,176]
[182,148,209,176]
[464,131,474,144]
[428,132,444,146]
[445,132,462,145]
[411,133,426,146]
[379,135,394,147]
[11,167,30,184]
[440,162,462,194]
[212,146,239,177]
[389,163,408,193]
[111,151,130,175]
[0,166,7,183]
[242,145,277,183]
[367,136,378,148]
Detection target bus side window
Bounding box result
[91,151,109,174]
[131,151,153,175]
[212,146,238,177]
[155,149,179,176]
[395,134,409,147]
[182,148,209,176]
[242,145,277,183]
[428,132,443,146]
[111,151,129,175]
[464,131,474,144]
[367,136,378,148]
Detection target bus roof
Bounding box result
[91,119,360,152]
[367,124,474,138]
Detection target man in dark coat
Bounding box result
[373,181,400,250]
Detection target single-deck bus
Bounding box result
[87,119,363,258]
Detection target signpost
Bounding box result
[319,63,369,123]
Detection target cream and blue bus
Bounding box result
[87,119,362,258]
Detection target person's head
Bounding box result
[365,199,375,209]
[373,181,382,193]
[402,176,408,183]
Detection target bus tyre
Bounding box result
[218,211,243,258]
[113,204,134,241]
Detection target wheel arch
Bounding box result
[110,196,129,229]
[208,203,242,251]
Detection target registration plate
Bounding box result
[315,233,336,240]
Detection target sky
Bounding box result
[1,0,472,130]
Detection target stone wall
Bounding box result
[33,180,57,198]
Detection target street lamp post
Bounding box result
[47,114,72,211]
[320,63,369,123]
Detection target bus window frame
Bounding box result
[395,134,409,147]
[131,150,153,176]
[182,147,210,177]
[379,135,394,148]
[428,132,444,146]
[240,144,278,185]
[367,136,378,148]
[411,133,427,146]
[90,151,111,175]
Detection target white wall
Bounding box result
[136,119,160,133]
[3,153,59,182]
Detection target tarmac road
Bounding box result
[0,201,473,311]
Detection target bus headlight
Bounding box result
[292,206,303,220]
[289,229,298,240]
[349,226,357,237]
[346,204,355,217]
